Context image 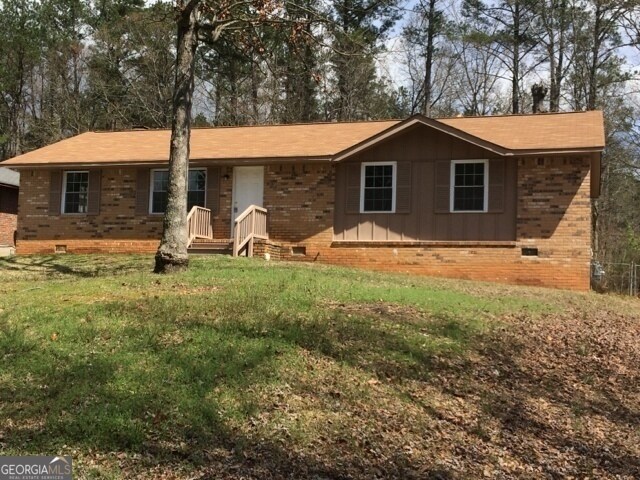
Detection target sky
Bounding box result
[379,0,640,96]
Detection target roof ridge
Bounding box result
[89,118,402,134]
[87,111,600,133]
[437,110,600,120]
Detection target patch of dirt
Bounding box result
[324,300,430,324]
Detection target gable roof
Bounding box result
[1,111,605,168]
[333,111,605,161]
[0,167,19,187]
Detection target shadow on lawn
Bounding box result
[0,255,147,279]
[0,291,474,478]
[1,289,638,479]
[464,334,640,478]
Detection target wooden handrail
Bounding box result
[235,204,267,225]
[233,205,268,257]
[187,206,213,247]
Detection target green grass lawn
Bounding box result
[0,255,638,479]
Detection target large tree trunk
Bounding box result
[154,0,200,273]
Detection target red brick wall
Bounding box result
[264,163,335,246]
[514,157,591,289]
[17,168,162,254]
[0,185,18,246]
[0,212,17,246]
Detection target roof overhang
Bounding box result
[3,155,334,169]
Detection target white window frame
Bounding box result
[149,168,207,215]
[360,161,397,214]
[450,159,489,213]
[61,170,89,215]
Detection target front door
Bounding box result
[232,166,264,227]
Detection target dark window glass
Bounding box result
[187,170,206,211]
[151,170,206,214]
[151,170,169,213]
[363,164,394,212]
[453,162,485,211]
[63,171,89,213]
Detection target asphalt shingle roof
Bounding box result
[1,111,604,167]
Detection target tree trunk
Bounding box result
[547,24,558,111]
[548,0,567,112]
[587,4,602,111]
[423,0,436,117]
[251,52,259,124]
[154,0,200,273]
[302,26,315,122]
[511,3,520,114]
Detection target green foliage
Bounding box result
[625,224,640,261]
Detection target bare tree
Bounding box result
[463,0,541,114]
[532,0,572,111]
[453,29,504,115]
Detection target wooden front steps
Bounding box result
[188,239,233,255]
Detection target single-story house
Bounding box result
[0,167,19,247]
[1,111,605,290]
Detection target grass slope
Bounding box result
[0,255,638,479]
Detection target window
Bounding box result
[361,162,396,213]
[150,169,206,214]
[450,160,488,212]
[151,170,169,214]
[62,171,89,214]
[187,169,206,211]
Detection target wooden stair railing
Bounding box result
[233,205,268,257]
[187,206,213,247]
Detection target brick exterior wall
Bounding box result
[265,163,335,248]
[515,157,592,289]
[0,185,18,246]
[17,168,163,254]
[0,212,17,246]
[16,157,592,290]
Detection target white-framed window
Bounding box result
[149,169,207,214]
[450,160,489,213]
[62,170,89,214]
[360,161,397,213]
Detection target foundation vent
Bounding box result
[291,246,306,256]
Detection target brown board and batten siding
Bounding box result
[333,124,518,242]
